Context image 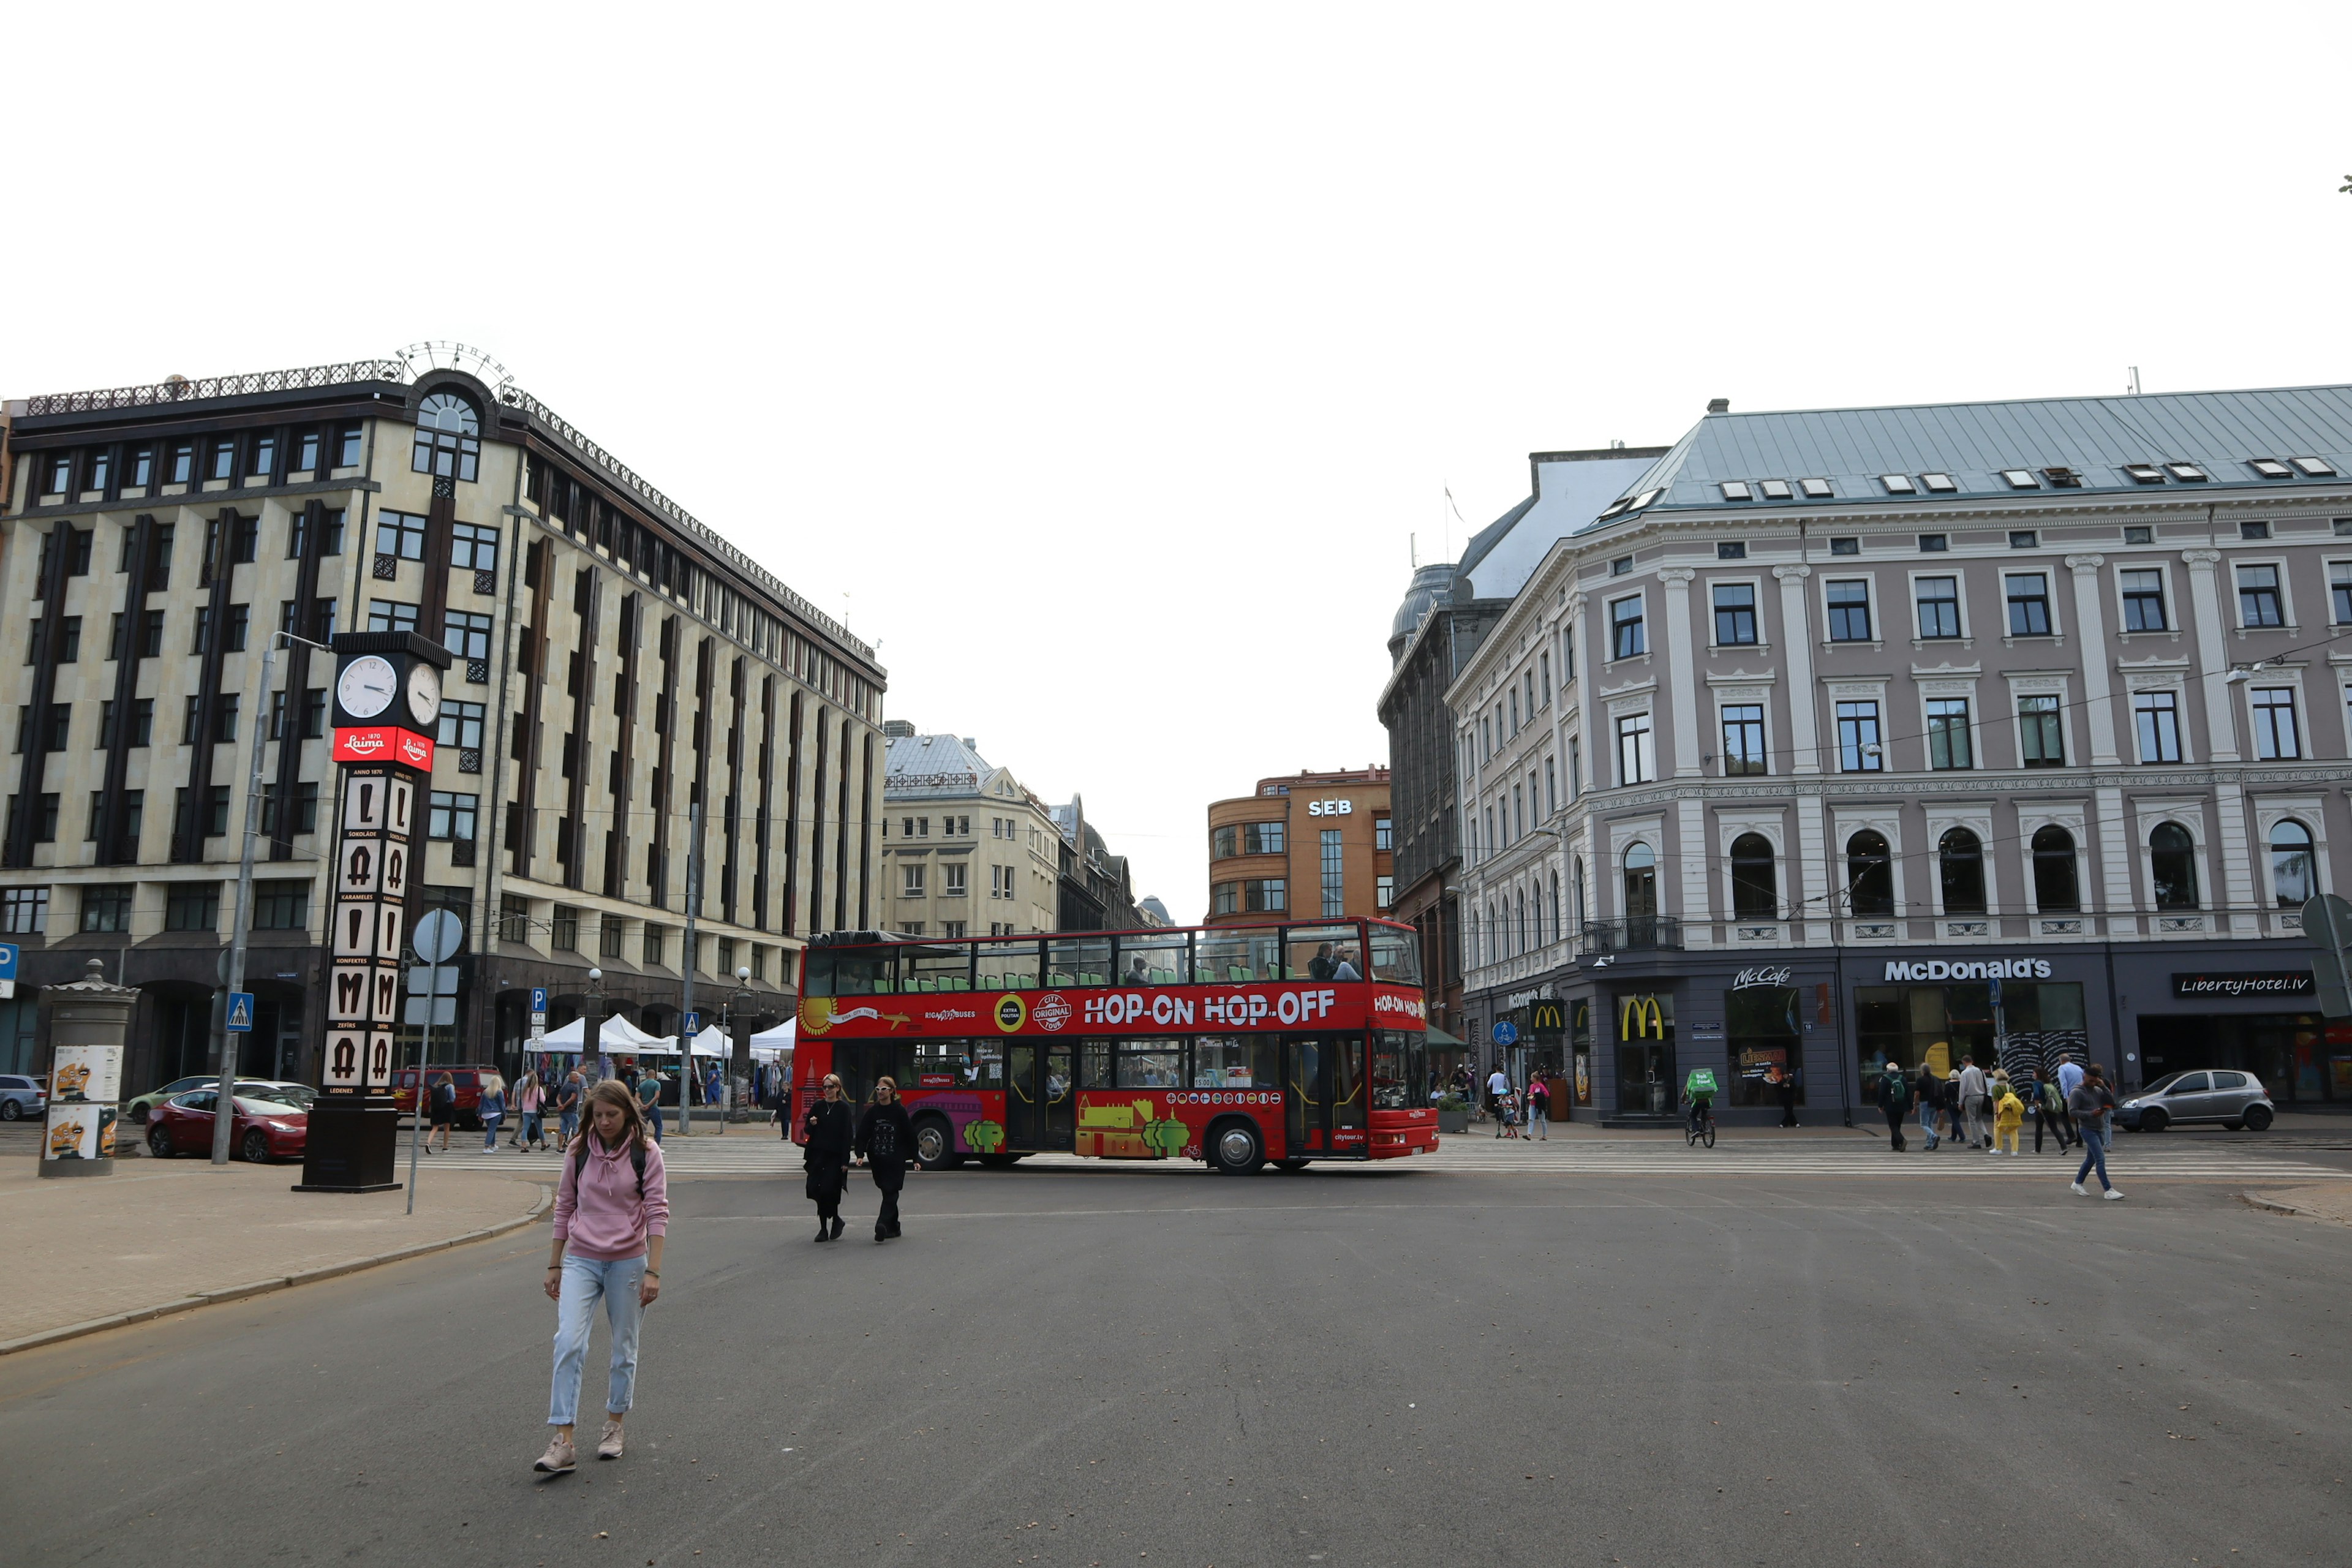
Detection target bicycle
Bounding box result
[1684,1102,1716,1148]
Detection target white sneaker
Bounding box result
[2103,1189,2125,1200]
[2069,1182,2087,1196]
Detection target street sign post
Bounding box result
[0,942,17,1000]
[2301,894,2352,1019]
[1491,1020,1518,1046]
[225,992,255,1033]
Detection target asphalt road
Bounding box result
[3,1158,2347,1567]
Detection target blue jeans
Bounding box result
[481,1113,503,1151]
[521,1111,543,1145]
[646,1107,664,1142]
[549,1253,647,1427]
[560,1110,579,1146]
[1920,1104,1940,1148]
[2075,1128,2111,1190]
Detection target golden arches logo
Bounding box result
[1620,995,1664,1040]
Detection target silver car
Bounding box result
[2117,1069,2274,1133]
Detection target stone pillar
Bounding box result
[1773,566,1819,774]
[2065,555,2122,767]
[1658,569,1702,778]
[2180,548,2256,927]
[38,958,137,1178]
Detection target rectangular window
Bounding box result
[1713,582,1758,645]
[1610,596,1645,659]
[437,701,486,749]
[164,882,220,932]
[642,924,665,967]
[450,521,500,573]
[1836,701,1883,772]
[443,610,493,661]
[1243,821,1284,856]
[1375,815,1392,851]
[127,446,154,487]
[2333,562,2352,625]
[367,600,420,635]
[190,607,211,655]
[209,439,236,481]
[1212,881,1238,916]
[293,430,321,473]
[2237,564,2284,628]
[259,781,318,836]
[1321,827,1344,917]
[0,886,48,935]
[2018,695,2064,767]
[903,864,925,897]
[337,424,365,468]
[2134,691,2183,763]
[2121,570,2168,631]
[1721,704,1766,775]
[168,441,196,484]
[551,905,580,952]
[80,885,131,934]
[377,510,428,561]
[943,862,967,897]
[252,879,309,931]
[1826,580,1872,641]
[428,790,480,840]
[2250,687,2301,760]
[1244,878,1286,913]
[1568,737,1580,801]
[1616,713,1654,785]
[1916,576,1961,639]
[1212,824,1238,859]
[1376,875,1394,910]
[2005,573,2052,636]
[224,603,249,653]
[1926,698,1973,769]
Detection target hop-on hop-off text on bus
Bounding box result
[793,918,1436,1174]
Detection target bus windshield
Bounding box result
[1368,924,1420,985]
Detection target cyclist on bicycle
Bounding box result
[1682,1067,1719,1140]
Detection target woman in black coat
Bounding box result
[801,1073,854,1243]
[854,1076,917,1243]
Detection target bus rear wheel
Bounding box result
[1209,1122,1264,1175]
[913,1117,961,1170]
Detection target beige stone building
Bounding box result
[880,723,1061,938]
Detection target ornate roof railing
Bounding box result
[12,355,874,665]
[15,361,407,417]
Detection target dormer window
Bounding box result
[1799,478,1833,499]
[2249,458,2293,479]
[2165,462,2207,481]
[2042,467,2083,488]
[2122,464,2164,484]
[1629,488,1665,511]
[1880,474,1917,494]
[1920,473,1957,493]
[2000,469,2038,489]
[1719,480,1753,501]
[412,390,482,483]
[2291,457,2337,477]
[1758,480,1793,500]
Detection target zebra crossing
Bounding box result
[417,1133,2350,1182]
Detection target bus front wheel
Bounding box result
[1209,1121,1264,1175]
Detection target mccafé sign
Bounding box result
[1883,957,2054,981]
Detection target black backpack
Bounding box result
[573,1137,649,1198]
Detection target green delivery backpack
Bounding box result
[1685,1069,1718,1098]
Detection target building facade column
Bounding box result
[2066,554,2122,767]
[2180,548,2256,929]
[1773,565,1828,946]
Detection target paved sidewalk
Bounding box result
[0,1148,548,1351]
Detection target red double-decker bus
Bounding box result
[791,918,1435,1173]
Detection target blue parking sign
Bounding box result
[226,992,255,1033]
[0,943,17,980]
[530,987,548,1014]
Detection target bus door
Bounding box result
[1330,1033,1366,1150]
[1283,1034,1330,1155]
[1006,1041,1076,1152]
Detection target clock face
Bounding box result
[338,656,397,720]
[405,662,442,729]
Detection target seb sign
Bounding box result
[1305,799,1354,817]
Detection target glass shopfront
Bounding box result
[1855,981,2086,1084]
[2139,1013,2344,1105]
[1615,990,1676,1117]
[1726,986,1804,1107]
[1570,999,1594,1107]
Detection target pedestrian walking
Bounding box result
[1992,1074,2023,1156]
[1486,1065,1511,1138]
[1955,1055,1991,1150]
[636,1066,664,1143]
[2053,1054,2085,1146]
[1877,1060,1910,1150]
[854,1076,918,1241]
[1525,1074,1550,1140]
[1768,1062,1800,1128]
[801,1072,854,1242]
[2068,1063,2123,1199]
[557,1070,584,1148]
[516,1072,547,1151]
[479,1077,507,1153]
[428,1071,458,1153]
[2029,1069,2071,1153]
[1913,1063,1942,1150]
[534,1079,668,1476]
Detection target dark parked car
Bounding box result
[0,1073,47,1121]
[2117,1070,2274,1133]
[146,1091,309,1163]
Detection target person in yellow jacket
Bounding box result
[1992,1071,2025,1156]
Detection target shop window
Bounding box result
[1726,986,1801,1107]
[1845,830,1894,916]
[2270,819,2314,908]
[2149,821,2199,910]
[1937,827,1986,913]
[1728,834,1776,918]
[2031,826,2079,912]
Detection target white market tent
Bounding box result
[750,1019,795,1061]
[534,1013,677,1054]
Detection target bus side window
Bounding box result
[1080,1040,1112,1090]
[806,951,836,997]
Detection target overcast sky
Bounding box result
[9,3,2345,922]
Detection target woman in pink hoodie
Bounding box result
[535,1080,669,1476]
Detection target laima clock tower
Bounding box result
[295,630,453,1193]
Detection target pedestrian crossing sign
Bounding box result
[226,992,255,1033]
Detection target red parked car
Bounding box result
[391,1065,504,1128]
[146,1091,309,1164]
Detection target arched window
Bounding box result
[412,388,482,483]
[1572,857,1587,936]
[2031,825,2079,912]
[2271,819,2315,908]
[1845,830,1894,916]
[1622,842,1657,922]
[1548,870,1561,945]
[1938,827,1986,914]
[1729,833,1776,918]
[2150,821,2199,910]
[1516,888,1528,954]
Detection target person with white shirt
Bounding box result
[1486,1066,1511,1137]
[2054,1055,2085,1147]
[1956,1056,1991,1151]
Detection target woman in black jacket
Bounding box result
[854,1077,917,1243]
[801,1073,854,1242]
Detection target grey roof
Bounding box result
[1581,384,2352,526]
[884,733,993,798]
[1463,450,1668,596]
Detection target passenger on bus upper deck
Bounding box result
[1307,943,1336,981]
[1124,956,1152,987]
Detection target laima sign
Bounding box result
[333,726,435,770]
[1884,958,2054,981]
[1305,799,1355,817]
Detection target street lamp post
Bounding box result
[726,965,753,1128]
[584,969,604,1088]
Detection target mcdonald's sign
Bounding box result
[1528,1000,1566,1040]
[1620,995,1666,1041]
